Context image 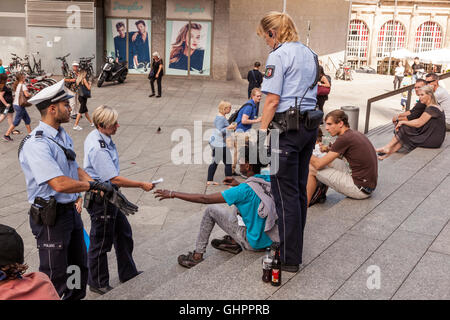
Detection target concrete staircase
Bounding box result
[94,126,450,300]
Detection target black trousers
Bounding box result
[316,95,328,112]
[150,76,162,96]
[87,200,138,288]
[270,123,317,265]
[207,145,232,181]
[30,204,88,300]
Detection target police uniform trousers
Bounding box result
[29,203,88,300]
[271,122,317,266]
[87,199,138,288]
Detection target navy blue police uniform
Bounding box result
[19,81,88,300]
[83,129,138,291]
[261,42,319,267]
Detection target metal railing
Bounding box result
[364,72,450,133]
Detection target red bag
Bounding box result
[317,85,330,96]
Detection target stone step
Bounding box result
[96,132,450,300]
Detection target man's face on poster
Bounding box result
[137,23,146,34]
[117,26,126,38]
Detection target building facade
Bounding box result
[347,0,450,70]
[0,0,350,80]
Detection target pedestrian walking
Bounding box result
[258,11,320,273]
[64,62,80,119]
[393,61,405,90]
[83,105,153,294]
[0,73,15,131]
[247,62,263,99]
[207,100,236,186]
[4,73,32,141]
[73,70,94,130]
[148,52,164,98]
[18,80,114,300]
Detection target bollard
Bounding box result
[340,106,359,131]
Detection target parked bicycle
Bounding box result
[79,54,95,81]
[56,53,71,77]
[335,62,353,81]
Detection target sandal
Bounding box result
[177,251,204,269]
[211,235,242,254]
[12,130,20,135]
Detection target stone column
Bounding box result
[212,0,229,80]
[151,0,166,61]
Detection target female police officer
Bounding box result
[83,105,154,294]
[258,12,319,273]
[19,80,114,300]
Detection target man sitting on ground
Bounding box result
[392,79,427,124]
[154,145,278,268]
[307,110,378,206]
[425,73,450,131]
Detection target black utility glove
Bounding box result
[88,181,114,196]
[108,189,139,216]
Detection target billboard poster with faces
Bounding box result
[106,18,128,63]
[165,20,211,76]
[189,21,211,76]
[128,19,151,74]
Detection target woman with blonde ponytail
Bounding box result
[258,11,320,274]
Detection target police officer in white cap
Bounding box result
[18,80,115,300]
[64,61,80,119]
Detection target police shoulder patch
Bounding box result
[99,140,106,148]
[264,65,275,79]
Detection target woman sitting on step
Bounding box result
[376,85,446,160]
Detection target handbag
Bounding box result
[19,84,32,107]
[317,85,330,96]
[78,83,91,98]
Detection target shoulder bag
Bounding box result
[19,84,32,107]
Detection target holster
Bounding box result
[32,196,57,226]
[270,108,324,133]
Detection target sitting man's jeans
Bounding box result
[313,158,371,200]
[195,204,254,254]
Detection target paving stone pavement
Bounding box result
[1,73,449,300]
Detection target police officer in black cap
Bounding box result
[18,80,116,300]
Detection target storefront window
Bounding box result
[165,0,213,76]
[165,20,211,76]
[104,0,151,74]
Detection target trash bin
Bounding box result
[340,106,359,131]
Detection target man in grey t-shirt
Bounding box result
[426,73,450,131]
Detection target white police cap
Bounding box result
[28,80,74,110]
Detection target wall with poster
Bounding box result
[165,0,213,76]
[104,0,151,74]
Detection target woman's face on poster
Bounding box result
[189,29,201,50]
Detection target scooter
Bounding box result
[97,56,128,87]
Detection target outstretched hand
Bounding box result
[154,189,173,201]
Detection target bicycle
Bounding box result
[31,52,44,76]
[79,54,95,81]
[335,61,353,81]
[56,53,71,77]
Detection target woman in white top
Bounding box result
[4,73,32,142]
[393,61,405,90]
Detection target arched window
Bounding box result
[414,21,442,53]
[376,20,406,58]
[347,19,369,59]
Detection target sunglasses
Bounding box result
[426,80,436,84]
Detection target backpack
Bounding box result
[228,102,253,124]
[325,74,331,87]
